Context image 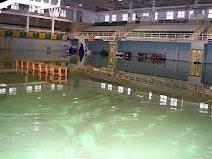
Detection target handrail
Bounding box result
[71,32,211,41]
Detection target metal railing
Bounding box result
[71,32,210,41]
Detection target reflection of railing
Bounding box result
[72,32,209,41]
[16,60,68,85]
[75,65,212,96]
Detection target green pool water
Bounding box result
[0,73,212,159]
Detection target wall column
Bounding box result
[51,19,55,34]
[128,2,133,23]
[108,41,117,69]
[188,41,205,84]
[26,15,30,32]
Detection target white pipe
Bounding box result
[26,15,30,32]
[51,19,55,34]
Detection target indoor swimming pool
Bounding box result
[1,0,212,158]
[0,72,212,159]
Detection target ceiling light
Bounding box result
[78,3,82,7]
[118,0,123,1]
[66,5,70,8]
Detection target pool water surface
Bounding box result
[0,73,212,159]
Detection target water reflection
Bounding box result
[16,67,68,85]
[0,50,212,86]
[88,54,212,85]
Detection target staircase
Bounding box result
[114,22,140,39]
[190,23,208,40]
[207,23,212,39]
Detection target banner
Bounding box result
[39,32,46,39]
[5,30,12,37]
[51,33,57,40]
[26,32,33,38]
[33,32,39,38]
[20,31,26,38]
[45,33,51,39]
[57,33,63,40]
[13,31,20,37]
[0,30,5,37]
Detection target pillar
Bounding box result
[128,2,133,23]
[108,41,118,69]
[188,41,205,84]
[73,8,77,22]
[26,15,30,32]
[51,19,55,34]
[152,0,156,19]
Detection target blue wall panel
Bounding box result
[87,40,108,54]
[118,41,191,61]
[205,43,212,64]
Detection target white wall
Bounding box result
[82,10,96,23]
[95,6,211,23]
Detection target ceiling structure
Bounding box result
[62,0,212,11]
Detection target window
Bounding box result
[9,88,16,96]
[143,12,149,17]
[108,84,113,91]
[178,11,185,18]
[208,9,212,18]
[105,14,110,22]
[202,10,205,15]
[112,14,117,22]
[101,83,106,89]
[60,9,66,17]
[132,13,136,21]
[189,10,194,19]
[0,88,6,95]
[122,13,128,21]
[155,12,158,20]
[29,5,36,13]
[35,85,41,93]
[118,86,124,93]
[170,98,178,107]
[149,92,152,100]
[50,84,55,91]
[127,88,131,95]
[200,103,209,110]
[37,9,44,14]
[11,3,19,10]
[166,11,174,20]
[160,95,167,105]
[26,86,33,93]
[57,85,63,90]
